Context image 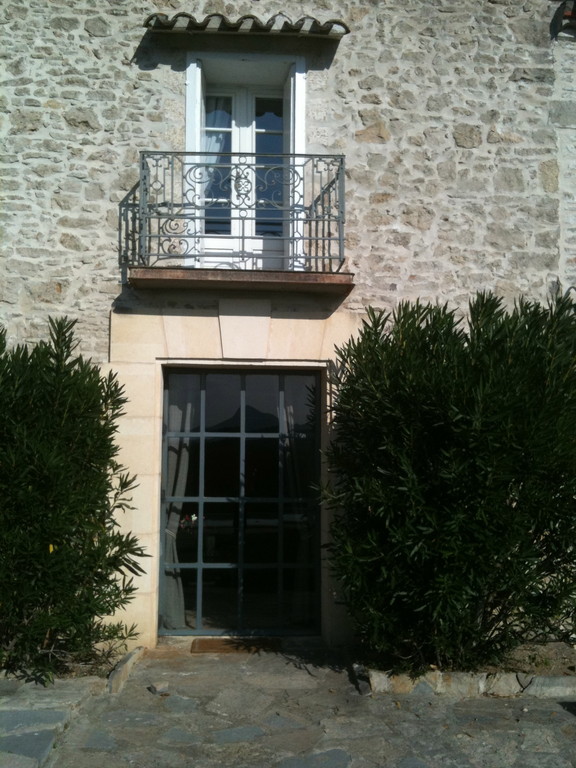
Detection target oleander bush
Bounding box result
[327,293,576,673]
[0,318,146,683]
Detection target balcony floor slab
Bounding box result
[127,267,354,296]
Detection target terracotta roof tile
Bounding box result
[143,12,350,39]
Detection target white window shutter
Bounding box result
[186,57,205,152]
[283,59,306,155]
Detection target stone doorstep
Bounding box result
[189,636,284,654]
[369,668,576,697]
[155,635,324,655]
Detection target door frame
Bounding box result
[158,365,324,636]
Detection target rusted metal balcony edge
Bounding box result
[128,267,354,296]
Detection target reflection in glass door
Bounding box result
[160,370,321,635]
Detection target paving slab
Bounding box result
[277,750,352,768]
[0,752,39,768]
[0,730,58,766]
[0,709,69,735]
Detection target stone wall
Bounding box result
[1,0,574,359]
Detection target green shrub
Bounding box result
[0,318,146,682]
[326,293,576,672]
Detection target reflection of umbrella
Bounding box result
[163,376,194,630]
[551,1,576,38]
[211,404,278,433]
[162,507,185,629]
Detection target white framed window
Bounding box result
[185,52,306,269]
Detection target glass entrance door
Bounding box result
[160,370,321,635]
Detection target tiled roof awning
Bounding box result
[143,12,350,39]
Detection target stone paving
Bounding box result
[0,674,105,768]
[4,646,572,768]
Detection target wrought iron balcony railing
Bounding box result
[120,152,345,273]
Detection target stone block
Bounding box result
[63,108,100,131]
[550,102,576,128]
[84,17,110,37]
[522,676,576,698]
[219,298,271,359]
[161,312,222,359]
[355,122,391,143]
[437,672,485,697]
[106,647,145,694]
[484,673,523,697]
[368,670,442,695]
[539,159,559,192]
[453,124,482,148]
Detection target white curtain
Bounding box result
[202,96,232,198]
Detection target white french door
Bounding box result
[185,53,306,270]
[201,88,285,267]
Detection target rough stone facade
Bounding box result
[1,0,575,359]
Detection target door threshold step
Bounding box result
[156,635,324,655]
[189,636,284,654]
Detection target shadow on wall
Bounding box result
[111,283,347,321]
[129,29,341,73]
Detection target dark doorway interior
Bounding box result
[160,369,321,635]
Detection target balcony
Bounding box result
[120,152,352,295]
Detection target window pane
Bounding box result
[255,161,284,205]
[173,502,199,564]
[256,210,283,237]
[202,133,232,157]
[205,203,232,235]
[202,569,238,630]
[282,568,316,629]
[203,503,238,563]
[284,374,318,434]
[205,438,240,497]
[283,436,317,499]
[255,98,283,131]
[166,373,201,433]
[166,438,200,497]
[245,374,279,433]
[256,133,283,156]
[205,374,241,432]
[242,569,280,628]
[245,438,278,498]
[283,503,316,563]
[181,570,198,629]
[244,503,278,564]
[205,160,232,200]
[205,96,232,128]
